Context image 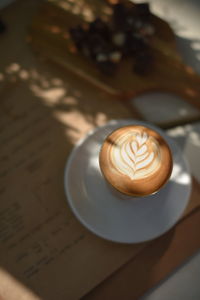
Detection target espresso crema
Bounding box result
[99,125,173,197]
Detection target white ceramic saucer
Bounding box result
[64,120,191,244]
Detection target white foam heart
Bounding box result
[111,131,160,180]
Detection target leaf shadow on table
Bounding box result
[0,58,136,300]
[0,2,137,299]
[0,0,200,299]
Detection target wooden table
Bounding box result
[1,1,200,299]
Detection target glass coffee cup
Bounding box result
[99,125,173,198]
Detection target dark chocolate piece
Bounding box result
[133,50,153,75]
[135,3,151,20]
[89,18,110,41]
[0,19,6,34]
[97,60,117,76]
[69,25,86,50]
[87,34,112,61]
[112,3,127,30]
[124,34,147,56]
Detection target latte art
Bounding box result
[111,131,161,180]
[99,125,173,197]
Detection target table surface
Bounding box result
[1,0,200,299]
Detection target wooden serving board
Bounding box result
[29,0,200,110]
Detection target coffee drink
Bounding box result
[99,125,173,197]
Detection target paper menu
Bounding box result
[0,75,146,300]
